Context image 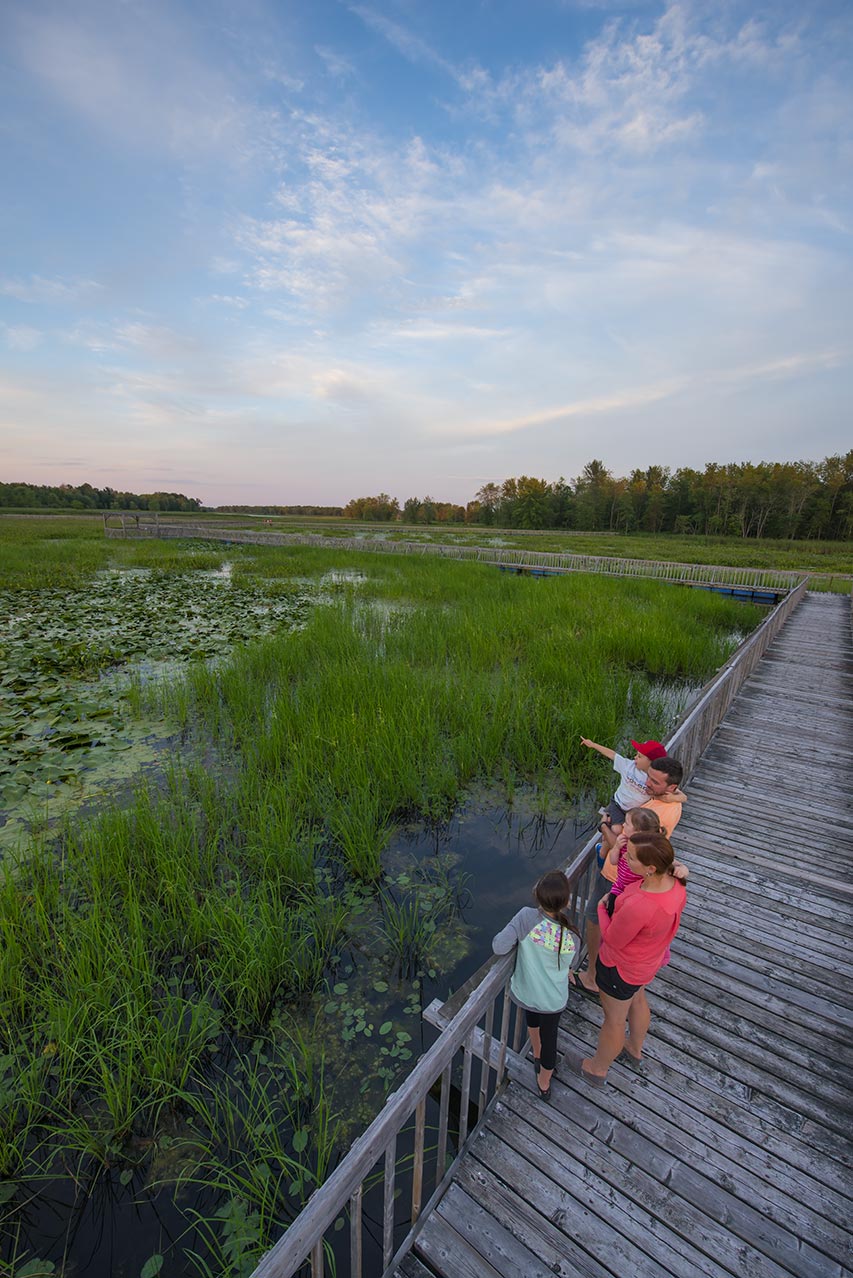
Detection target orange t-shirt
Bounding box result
[600,798,683,884]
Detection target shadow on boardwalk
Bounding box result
[398,592,853,1278]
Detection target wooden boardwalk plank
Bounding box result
[397,593,853,1278]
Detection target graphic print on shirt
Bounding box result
[530,918,575,957]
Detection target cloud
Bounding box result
[0,274,101,304]
[314,45,357,80]
[3,325,42,351]
[349,5,455,78]
[387,321,513,342]
[234,123,465,315]
[715,348,847,386]
[450,378,685,439]
[8,3,284,169]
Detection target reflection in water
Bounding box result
[388,789,599,989]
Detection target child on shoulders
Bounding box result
[580,735,686,858]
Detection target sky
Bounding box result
[1,0,851,507]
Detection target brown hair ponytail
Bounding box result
[533,871,581,968]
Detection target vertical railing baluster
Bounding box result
[496,982,512,1085]
[383,1141,396,1269]
[436,1063,451,1184]
[411,1099,426,1223]
[459,1030,474,1146]
[478,1001,494,1120]
[349,1183,363,1278]
[310,1238,324,1277]
[512,997,524,1053]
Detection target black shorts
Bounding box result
[604,799,627,828]
[595,958,642,1001]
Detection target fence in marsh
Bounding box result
[248,576,811,1278]
[103,514,813,594]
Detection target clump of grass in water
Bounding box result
[171,1031,340,1278]
[379,860,470,979]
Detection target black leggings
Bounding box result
[525,1010,560,1071]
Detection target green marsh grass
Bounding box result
[0,536,767,1274]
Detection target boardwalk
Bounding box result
[394,592,853,1278]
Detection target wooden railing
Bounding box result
[249,579,810,1278]
[104,516,810,593]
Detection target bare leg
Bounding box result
[577,919,601,992]
[527,1025,541,1063]
[538,1065,553,1092]
[625,987,650,1060]
[582,990,638,1079]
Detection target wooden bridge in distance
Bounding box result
[251,582,853,1278]
[104,514,834,602]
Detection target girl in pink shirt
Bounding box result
[603,807,662,915]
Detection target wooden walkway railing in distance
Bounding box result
[103,515,810,593]
[248,578,813,1278]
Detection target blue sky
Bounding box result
[1,0,851,506]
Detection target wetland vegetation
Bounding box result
[0,516,765,1277]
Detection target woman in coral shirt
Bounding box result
[566,832,685,1085]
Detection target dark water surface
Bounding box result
[389,789,599,982]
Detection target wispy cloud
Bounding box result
[8,4,283,168]
[451,378,686,439]
[3,324,42,351]
[349,5,457,79]
[1,274,101,304]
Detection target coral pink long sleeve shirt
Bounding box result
[598,878,686,985]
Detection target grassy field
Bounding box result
[0,517,768,1275]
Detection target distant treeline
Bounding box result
[0,482,202,512]
[216,504,343,516]
[346,453,853,539]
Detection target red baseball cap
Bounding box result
[631,739,667,761]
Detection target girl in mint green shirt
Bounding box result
[493,871,578,1100]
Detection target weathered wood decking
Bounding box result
[396,592,853,1278]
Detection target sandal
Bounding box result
[563,1044,607,1088]
[570,971,600,1000]
[537,1082,551,1101]
[617,1048,643,1070]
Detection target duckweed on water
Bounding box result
[0,531,764,1275]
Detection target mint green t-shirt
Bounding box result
[493,906,577,1014]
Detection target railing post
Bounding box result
[382,1141,395,1268]
[411,1099,426,1223]
[478,1002,494,1121]
[459,1030,474,1146]
[349,1184,362,1278]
